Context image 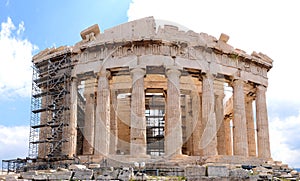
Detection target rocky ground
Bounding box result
[0,160,299,180]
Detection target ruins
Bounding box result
[4,17,274,173]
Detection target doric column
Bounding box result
[200,73,217,156]
[165,68,182,156]
[245,95,256,157]
[191,92,202,156]
[215,86,225,155]
[256,85,271,159]
[130,68,147,156]
[232,79,248,156]
[64,77,78,157]
[110,90,118,154]
[83,79,96,155]
[94,71,110,156]
[224,117,232,155]
[184,94,193,155]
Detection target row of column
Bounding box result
[66,68,271,159]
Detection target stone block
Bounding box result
[4,174,19,181]
[207,166,229,177]
[69,164,87,170]
[72,169,93,180]
[89,163,101,168]
[229,168,249,178]
[20,171,37,179]
[33,174,48,180]
[184,165,206,177]
[48,171,73,180]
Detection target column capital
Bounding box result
[166,68,181,78]
[98,70,111,78]
[201,72,215,80]
[256,84,267,92]
[231,79,245,87]
[130,67,145,79]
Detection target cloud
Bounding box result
[269,109,300,168]
[0,17,38,100]
[0,125,29,161]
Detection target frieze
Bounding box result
[79,42,268,78]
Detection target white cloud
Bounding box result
[0,17,38,100]
[0,125,29,160]
[270,110,300,168]
[128,0,300,167]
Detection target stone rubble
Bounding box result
[1,161,299,180]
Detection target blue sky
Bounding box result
[1,0,300,168]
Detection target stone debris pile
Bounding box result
[0,161,299,180]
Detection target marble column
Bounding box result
[94,71,110,156]
[245,96,257,157]
[232,79,248,156]
[224,117,233,155]
[83,79,96,155]
[215,89,226,155]
[192,92,202,156]
[165,68,182,156]
[130,68,147,156]
[185,94,193,155]
[110,91,118,154]
[64,77,78,157]
[256,85,271,159]
[200,73,217,156]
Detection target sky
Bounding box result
[0,0,300,168]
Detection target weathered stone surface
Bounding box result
[72,169,93,180]
[229,168,249,178]
[89,163,101,169]
[20,171,37,179]
[207,166,229,177]
[48,171,73,180]
[69,164,87,170]
[185,165,206,177]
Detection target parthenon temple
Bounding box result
[29,16,273,165]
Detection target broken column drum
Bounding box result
[29,17,273,163]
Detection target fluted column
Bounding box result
[110,91,118,154]
[192,92,202,156]
[200,73,217,156]
[256,85,271,159]
[64,77,78,157]
[245,96,256,157]
[83,79,96,155]
[232,79,248,156]
[185,94,193,155]
[224,117,232,155]
[165,68,182,156]
[215,89,225,155]
[94,71,110,156]
[130,68,147,156]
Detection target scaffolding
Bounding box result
[2,158,27,173]
[145,94,165,156]
[28,52,72,161]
